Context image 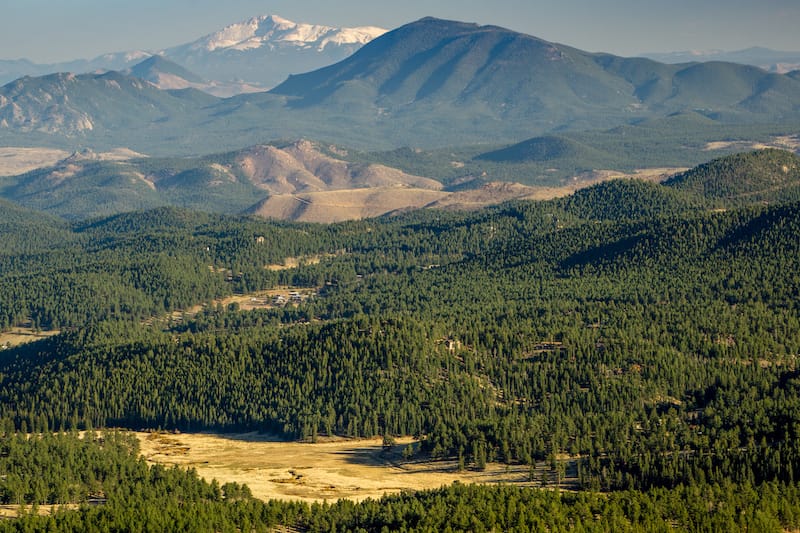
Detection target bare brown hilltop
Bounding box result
[236,140,443,194]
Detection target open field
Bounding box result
[162,287,318,325]
[0,147,146,177]
[265,253,342,271]
[137,432,571,503]
[704,135,800,153]
[0,504,81,519]
[211,286,317,312]
[248,167,692,223]
[0,148,70,176]
[251,188,450,223]
[0,327,60,349]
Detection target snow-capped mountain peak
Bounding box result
[189,14,387,53]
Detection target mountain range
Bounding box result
[0,15,386,92]
[2,17,800,155]
[641,47,800,74]
[4,15,798,94]
[0,139,551,222]
[3,135,799,223]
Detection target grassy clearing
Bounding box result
[136,432,576,503]
[0,327,60,349]
[0,148,69,176]
[0,504,81,519]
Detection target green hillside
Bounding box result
[4,160,168,219]
[475,135,615,165]
[0,150,268,219]
[0,197,65,228]
[2,15,800,525]
[558,178,702,221]
[1,189,798,470]
[2,171,800,528]
[665,148,800,205]
[0,198,72,254]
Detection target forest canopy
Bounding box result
[2,150,800,530]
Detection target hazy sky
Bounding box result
[2,0,799,63]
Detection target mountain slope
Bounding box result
[0,139,557,222]
[0,51,153,86]
[0,70,214,136]
[0,195,66,229]
[0,141,447,220]
[247,187,449,222]
[123,56,265,97]
[664,148,800,205]
[559,178,702,222]
[2,153,166,219]
[272,18,634,119]
[476,135,617,166]
[234,140,442,193]
[0,198,70,254]
[271,17,800,134]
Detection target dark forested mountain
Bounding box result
[476,135,618,165]
[2,18,800,153]
[0,198,71,254]
[664,148,800,205]
[558,178,704,221]
[272,16,636,119]
[270,17,800,140]
[0,197,64,228]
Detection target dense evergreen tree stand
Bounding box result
[3,153,800,530]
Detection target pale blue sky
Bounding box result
[2,0,799,62]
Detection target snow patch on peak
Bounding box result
[189,14,387,53]
[95,50,152,64]
[263,14,294,28]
